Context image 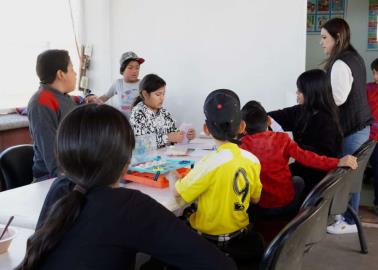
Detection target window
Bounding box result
[0,0,81,110]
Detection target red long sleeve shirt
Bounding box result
[240,131,339,208]
[367,82,378,141]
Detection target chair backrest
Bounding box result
[301,167,346,209]
[259,199,328,270]
[300,168,347,244]
[331,139,376,215]
[0,144,34,190]
[0,169,5,191]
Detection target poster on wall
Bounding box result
[368,0,378,50]
[307,0,347,34]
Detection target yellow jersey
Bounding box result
[176,142,261,235]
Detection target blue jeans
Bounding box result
[369,144,378,206]
[341,126,370,224]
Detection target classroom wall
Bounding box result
[306,0,376,82]
[82,0,307,129]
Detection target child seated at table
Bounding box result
[28,49,102,181]
[172,89,264,263]
[240,100,358,218]
[16,104,237,270]
[130,74,195,148]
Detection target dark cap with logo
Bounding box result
[203,89,241,143]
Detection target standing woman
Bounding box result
[320,18,372,234]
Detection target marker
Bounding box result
[153,171,161,181]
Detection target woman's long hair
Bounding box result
[322,18,357,71]
[296,69,343,147]
[16,104,135,270]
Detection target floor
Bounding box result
[302,177,378,270]
[302,227,378,270]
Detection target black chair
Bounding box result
[300,168,347,245]
[328,139,376,254]
[259,198,329,270]
[0,144,34,190]
[0,169,5,191]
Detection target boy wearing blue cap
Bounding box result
[172,89,264,262]
[100,51,144,117]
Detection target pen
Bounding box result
[153,171,161,181]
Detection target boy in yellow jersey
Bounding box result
[173,89,264,262]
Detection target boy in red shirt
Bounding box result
[366,58,378,214]
[240,100,357,218]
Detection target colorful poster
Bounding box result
[316,15,330,31]
[332,0,345,13]
[317,0,330,13]
[368,0,378,50]
[307,0,347,33]
[308,0,317,13]
[307,15,316,31]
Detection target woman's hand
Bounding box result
[186,128,196,141]
[167,131,185,143]
[338,155,358,170]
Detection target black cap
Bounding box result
[203,89,241,143]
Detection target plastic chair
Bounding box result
[0,169,5,191]
[0,144,34,190]
[299,167,347,246]
[259,199,328,270]
[328,139,376,254]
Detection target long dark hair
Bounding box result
[321,18,357,71]
[36,49,70,84]
[16,104,135,270]
[296,69,343,141]
[132,74,166,107]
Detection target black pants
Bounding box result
[205,229,265,263]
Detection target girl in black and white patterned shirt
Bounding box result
[130,74,195,148]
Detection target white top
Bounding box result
[330,59,354,106]
[104,79,140,116]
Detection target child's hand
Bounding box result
[166,171,181,197]
[85,95,104,104]
[186,128,196,141]
[338,155,358,169]
[168,131,185,143]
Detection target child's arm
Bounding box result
[172,157,214,203]
[287,138,357,170]
[249,162,262,204]
[268,105,302,131]
[250,196,260,204]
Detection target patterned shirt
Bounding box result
[130,101,178,148]
[104,79,139,117]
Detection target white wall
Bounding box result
[306,0,377,82]
[81,0,112,95]
[83,0,307,129]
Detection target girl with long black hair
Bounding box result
[269,69,343,193]
[16,104,236,270]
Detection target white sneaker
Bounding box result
[335,214,344,222]
[327,220,357,234]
